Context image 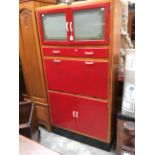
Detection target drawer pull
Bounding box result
[85,51,94,55]
[72,111,76,118]
[53,59,61,63]
[52,50,60,54]
[85,61,94,65]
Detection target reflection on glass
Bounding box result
[73,8,105,40]
[42,13,67,40]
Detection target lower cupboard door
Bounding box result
[49,92,77,131]
[76,98,109,141]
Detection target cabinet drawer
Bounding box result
[70,48,109,58]
[49,92,109,140]
[43,48,69,57]
[44,58,109,99]
[43,47,109,58]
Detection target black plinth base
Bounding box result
[52,126,112,151]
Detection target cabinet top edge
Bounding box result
[36,0,111,12]
[19,0,57,4]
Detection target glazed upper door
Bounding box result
[37,2,110,45]
[37,7,70,44]
[70,2,110,44]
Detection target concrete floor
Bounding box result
[39,126,116,155]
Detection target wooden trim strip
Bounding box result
[48,90,108,103]
[44,56,109,62]
[42,44,110,48]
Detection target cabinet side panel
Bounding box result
[108,0,122,142]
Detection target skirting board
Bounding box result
[52,126,114,151]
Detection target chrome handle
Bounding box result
[70,22,73,32]
[53,59,61,63]
[75,111,79,118]
[72,111,76,118]
[66,22,69,32]
[84,61,94,65]
[85,51,94,55]
[52,50,60,54]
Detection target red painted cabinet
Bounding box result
[37,2,110,45]
[36,0,121,144]
[49,92,109,140]
[44,58,109,99]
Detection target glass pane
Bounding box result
[73,8,105,40]
[42,13,67,40]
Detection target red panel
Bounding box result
[43,47,109,58]
[37,8,70,45]
[70,2,110,45]
[44,58,109,99]
[49,92,77,130]
[76,97,108,140]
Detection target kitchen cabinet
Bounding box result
[36,0,121,148]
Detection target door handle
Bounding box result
[84,51,94,55]
[75,111,79,118]
[84,61,94,65]
[66,22,69,32]
[53,59,61,63]
[70,22,73,32]
[72,111,76,118]
[52,50,60,54]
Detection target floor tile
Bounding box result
[39,126,116,155]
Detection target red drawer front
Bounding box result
[43,47,109,58]
[44,59,109,99]
[49,92,109,140]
